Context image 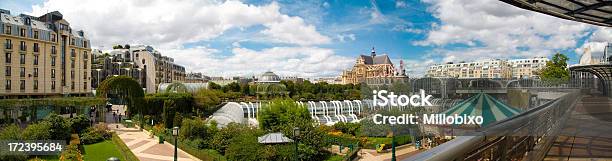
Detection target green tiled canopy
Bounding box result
[442,93,522,126]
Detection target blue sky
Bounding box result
[2,0,610,77]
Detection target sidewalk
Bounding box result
[357,144,425,161]
[109,124,201,161]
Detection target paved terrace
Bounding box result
[545,95,612,161]
[109,124,200,161]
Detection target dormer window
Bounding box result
[3,25,10,34]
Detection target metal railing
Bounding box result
[405,90,581,161]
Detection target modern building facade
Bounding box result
[185,72,210,83]
[91,48,144,90]
[508,57,549,79]
[1,10,91,98]
[131,45,185,93]
[341,48,405,84]
[426,58,548,79]
[91,45,186,93]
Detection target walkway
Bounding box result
[357,144,425,161]
[109,123,200,161]
[545,95,612,161]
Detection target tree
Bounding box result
[539,53,570,84]
[258,99,311,132]
[257,99,329,160]
[225,133,264,161]
[208,82,222,90]
[97,76,144,117]
[194,89,223,115]
[44,114,72,141]
[222,82,241,93]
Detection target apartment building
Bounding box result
[91,45,186,93]
[427,58,549,79]
[427,59,512,79]
[91,48,144,90]
[508,57,549,79]
[0,10,91,98]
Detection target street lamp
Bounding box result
[293,127,300,161]
[172,127,179,161]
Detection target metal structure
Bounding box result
[210,100,365,127]
[570,64,612,96]
[501,0,612,27]
[405,91,581,161]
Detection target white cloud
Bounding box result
[396,1,408,8]
[403,59,435,77]
[575,27,612,59]
[392,25,424,34]
[415,0,602,62]
[337,33,356,42]
[30,0,330,48]
[165,46,354,78]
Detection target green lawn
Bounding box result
[82,140,127,161]
[324,155,344,161]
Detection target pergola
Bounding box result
[501,0,612,27]
[570,64,612,96]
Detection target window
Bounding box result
[33,43,39,52]
[84,41,88,48]
[5,80,10,90]
[83,72,87,79]
[20,28,26,37]
[83,82,87,90]
[71,38,75,46]
[51,34,56,42]
[33,55,38,65]
[20,67,25,77]
[51,56,56,66]
[33,80,38,90]
[71,49,75,57]
[5,53,10,63]
[51,46,56,54]
[33,68,38,77]
[84,60,87,69]
[71,81,74,90]
[33,31,39,39]
[70,71,74,79]
[4,66,10,76]
[51,69,55,78]
[4,25,11,34]
[19,41,26,51]
[71,60,75,68]
[51,81,55,90]
[20,54,25,64]
[83,51,88,59]
[5,39,11,49]
[19,80,25,90]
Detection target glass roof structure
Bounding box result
[501,0,612,27]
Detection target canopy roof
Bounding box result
[502,0,612,27]
[442,93,522,126]
[258,132,293,144]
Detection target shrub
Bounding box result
[60,134,83,161]
[44,114,71,141]
[80,124,112,145]
[0,124,22,140]
[70,114,91,134]
[0,125,28,161]
[22,121,52,140]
